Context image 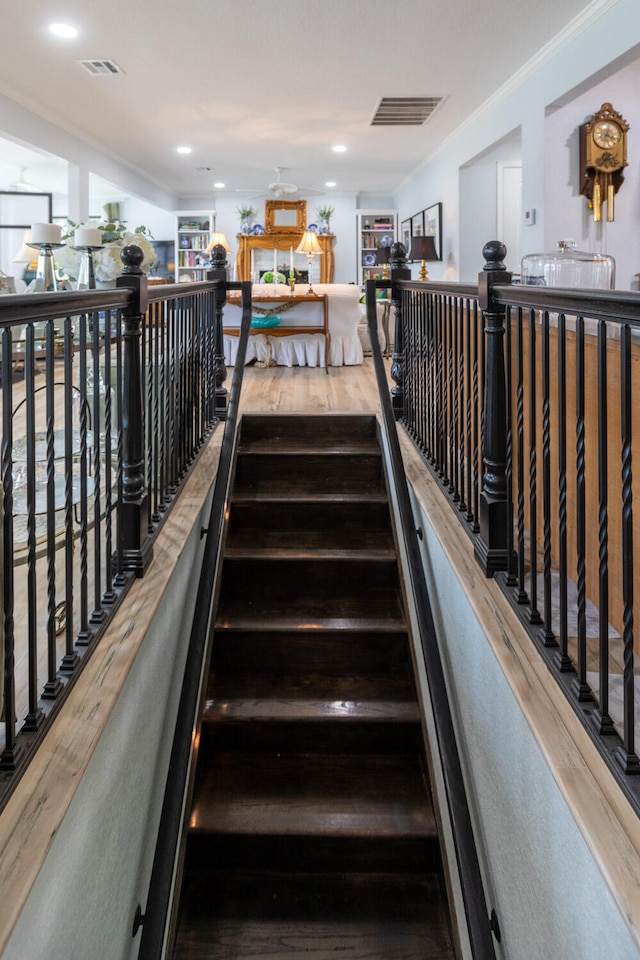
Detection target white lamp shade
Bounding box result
[295,231,323,256]
[205,232,231,254]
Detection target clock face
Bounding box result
[593,121,622,150]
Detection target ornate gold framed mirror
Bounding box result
[265,200,306,234]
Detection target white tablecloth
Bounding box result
[222,283,364,367]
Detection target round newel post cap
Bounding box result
[210,243,228,266]
[120,244,145,275]
[389,241,408,268]
[482,240,507,272]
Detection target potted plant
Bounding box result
[237,205,257,234]
[316,205,334,234]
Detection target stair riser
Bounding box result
[185,833,442,876]
[217,558,403,621]
[234,453,384,489]
[210,629,411,674]
[239,414,378,446]
[200,720,424,758]
[227,500,394,551]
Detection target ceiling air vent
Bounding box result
[371,97,444,126]
[77,59,123,77]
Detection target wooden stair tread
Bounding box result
[173,871,454,960]
[230,490,389,503]
[206,673,415,703]
[223,546,397,561]
[190,754,435,839]
[238,440,381,455]
[214,616,407,632]
[204,697,420,723]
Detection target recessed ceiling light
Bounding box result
[176,146,192,155]
[325,181,336,187]
[49,23,78,39]
[214,182,225,189]
[332,145,347,153]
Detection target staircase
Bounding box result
[172,414,455,959]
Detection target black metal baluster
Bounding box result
[528,309,541,623]
[541,310,556,646]
[615,322,639,773]
[90,309,104,626]
[465,299,473,523]
[450,297,459,501]
[150,301,161,523]
[77,312,90,645]
[472,301,480,532]
[458,298,467,514]
[23,323,44,730]
[596,318,614,735]
[0,327,18,769]
[574,315,592,701]
[505,306,517,586]
[427,293,435,463]
[556,314,571,671]
[103,309,116,604]
[60,314,78,673]
[515,307,527,603]
[42,321,63,699]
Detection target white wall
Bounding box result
[544,59,640,290]
[394,0,640,283]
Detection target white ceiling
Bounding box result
[0,0,606,203]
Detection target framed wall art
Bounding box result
[401,218,411,252]
[423,202,442,260]
[410,211,424,238]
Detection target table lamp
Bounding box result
[408,234,438,281]
[205,232,231,255]
[295,230,323,294]
[375,244,391,280]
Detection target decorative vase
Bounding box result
[319,220,330,234]
[240,219,251,235]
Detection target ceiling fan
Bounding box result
[11,166,40,192]
[238,167,323,201]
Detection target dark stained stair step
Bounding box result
[233,452,385,494]
[238,413,379,448]
[189,753,435,840]
[226,499,394,552]
[206,672,417,708]
[173,869,454,960]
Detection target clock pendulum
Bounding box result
[579,103,629,222]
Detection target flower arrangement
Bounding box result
[57,218,157,282]
[262,270,286,284]
[237,205,256,223]
[316,205,334,224]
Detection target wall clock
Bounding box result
[579,102,629,222]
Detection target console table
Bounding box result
[226,292,330,373]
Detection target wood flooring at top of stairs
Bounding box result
[236,356,388,416]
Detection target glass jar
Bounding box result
[521,239,615,290]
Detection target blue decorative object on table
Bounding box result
[252,224,265,235]
[307,223,318,233]
[251,317,282,329]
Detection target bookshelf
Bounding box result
[357,210,397,286]
[176,214,213,281]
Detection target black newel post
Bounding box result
[207,244,229,420]
[389,241,411,420]
[117,245,152,576]
[475,240,511,576]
